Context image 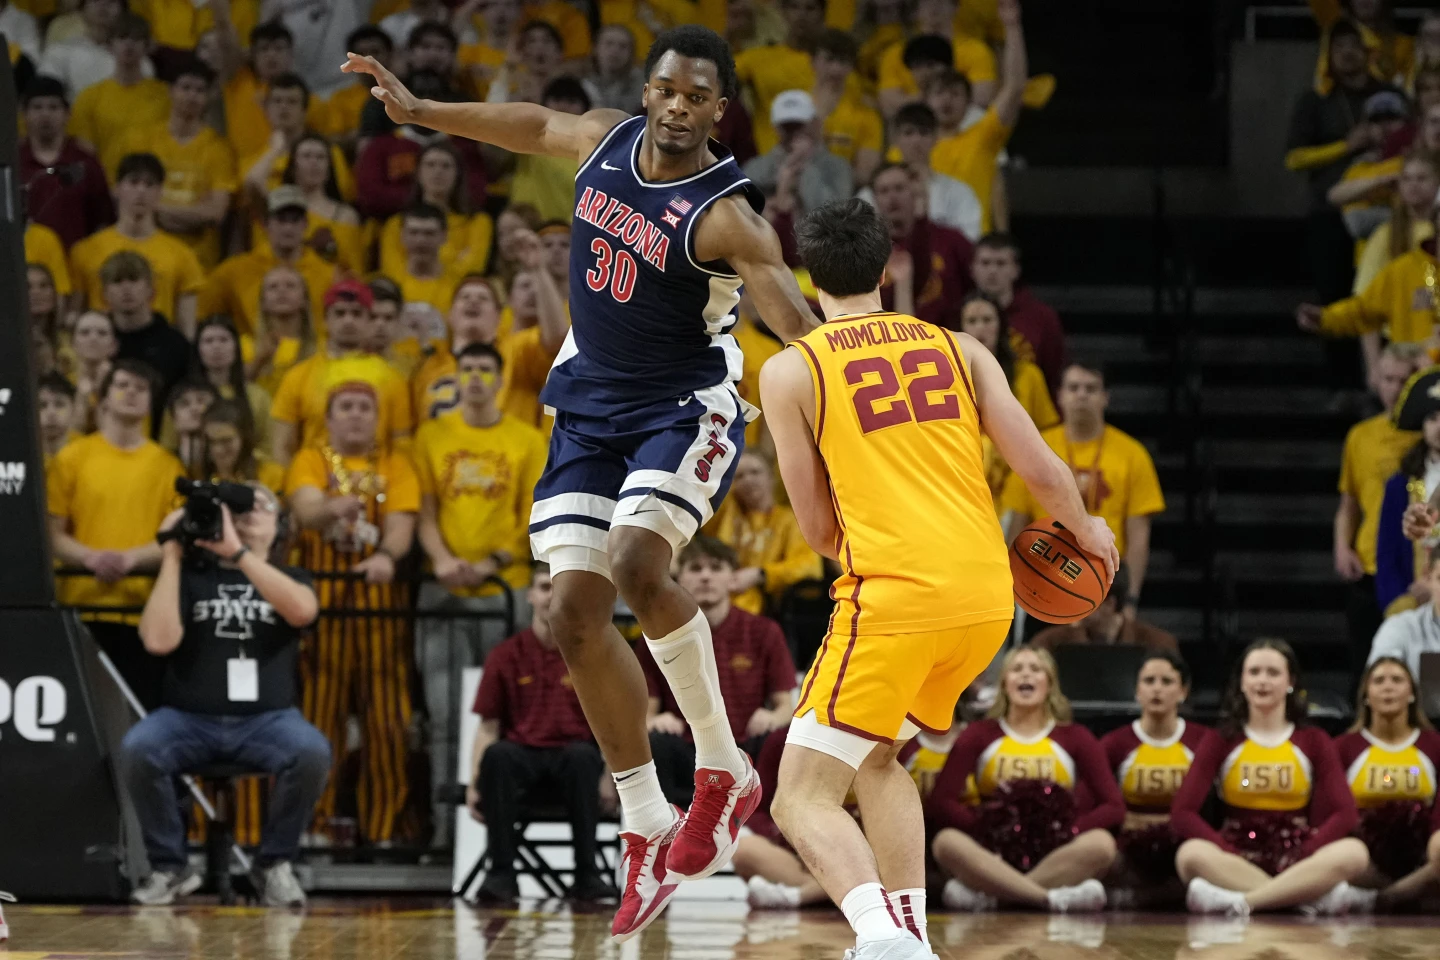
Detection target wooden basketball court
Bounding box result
[4,901,1438,959]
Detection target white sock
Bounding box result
[612,761,675,839]
[645,610,747,778]
[887,888,928,947]
[840,882,905,944]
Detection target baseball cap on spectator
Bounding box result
[324,278,374,309]
[771,89,816,126]
[267,185,307,216]
[1364,91,1409,122]
[1394,366,1440,430]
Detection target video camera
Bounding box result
[157,479,256,549]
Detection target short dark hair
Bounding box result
[543,76,591,112]
[932,68,972,96]
[111,13,152,42]
[1330,18,1364,46]
[347,24,393,53]
[116,152,165,185]
[520,19,565,51]
[268,72,310,103]
[170,55,216,87]
[457,341,505,371]
[37,371,76,401]
[677,535,739,570]
[893,102,938,134]
[1062,360,1108,387]
[369,277,403,307]
[99,358,158,403]
[902,35,953,71]
[644,25,738,101]
[250,21,294,47]
[976,231,1021,259]
[22,75,67,107]
[408,21,458,51]
[167,375,218,411]
[814,29,858,65]
[796,199,893,298]
[99,250,153,286]
[1138,649,1191,689]
[403,202,448,229]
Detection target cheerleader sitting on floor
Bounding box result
[928,646,1124,913]
[1334,656,1440,912]
[1100,652,1219,909]
[1172,638,1368,917]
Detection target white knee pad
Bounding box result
[785,710,879,771]
[542,544,612,582]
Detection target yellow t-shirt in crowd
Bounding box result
[240,142,357,204]
[197,247,337,338]
[734,43,815,155]
[857,24,907,87]
[26,221,73,296]
[1355,218,1434,296]
[876,32,998,98]
[379,211,494,281]
[70,226,205,320]
[315,83,372,140]
[412,410,547,594]
[1320,248,1440,344]
[131,0,218,49]
[1340,413,1418,575]
[705,500,822,614]
[118,121,238,270]
[68,77,171,180]
[458,42,506,100]
[472,0,591,59]
[930,107,1013,233]
[284,446,421,573]
[47,432,185,611]
[1000,424,1166,556]
[240,334,311,397]
[821,93,884,166]
[510,155,581,224]
[251,208,365,276]
[271,351,415,454]
[391,263,472,316]
[223,67,270,161]
[1013,359,1058,429]
[411,327,560,428]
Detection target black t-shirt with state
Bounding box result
[163,562,314,715]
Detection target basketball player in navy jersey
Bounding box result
[345,26,816,937]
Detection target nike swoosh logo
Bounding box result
[602,161,621,171]
[678,395,692,406]
[615,771,641,783]
[662,653,682,664]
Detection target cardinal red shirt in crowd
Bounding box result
[471,629,592,748]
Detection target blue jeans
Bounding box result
[119,707,332,870]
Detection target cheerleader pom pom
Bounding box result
[1358,800,1429,879]
[976,779,1078,872]
[1221,813,1316,876]
[1118,821,1180,880]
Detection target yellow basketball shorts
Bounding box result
[794,619,1012,743]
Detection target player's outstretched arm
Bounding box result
[343,52,628,161]
[959,333,1119,578]
[759,348,840,560]
[696,196,818,343]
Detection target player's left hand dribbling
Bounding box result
[1074,516,1118,582]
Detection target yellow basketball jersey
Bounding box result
[1117,720,1196,810]
[976,721,1077,796]
[793,314,1012,633]
[1346,730,1437,808]
[1219,728,1313,812]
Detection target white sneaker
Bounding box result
[1301,881,1363,918]
[0,890,14,941]
[131,868,203,906]
[1186,877,1250,917]
[262,861,306,908]
[840,934,931,960]
[1046,879,1107,914]
[746,875,801,909]
[940,878,997,912]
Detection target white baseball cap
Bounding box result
[771,89,816,126]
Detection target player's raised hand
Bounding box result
[342,52,422,124]
[1072,515,1119,583]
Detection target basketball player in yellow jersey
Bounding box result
[760,199,1118,960]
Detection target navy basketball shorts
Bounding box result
[528,383,756,581]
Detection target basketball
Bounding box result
[1009,518,1113,624]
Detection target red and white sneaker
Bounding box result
[0,890,15,941]
[667,759,763,881]
[611,808,683,942]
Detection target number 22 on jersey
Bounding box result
[846,347,964,434]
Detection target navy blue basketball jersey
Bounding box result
[541,114,761,416]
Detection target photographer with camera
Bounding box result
[122,482,330,908]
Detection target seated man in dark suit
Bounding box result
[1029,564,1179,653]
[465,563,617,904]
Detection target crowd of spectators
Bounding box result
[14,0,1181,889]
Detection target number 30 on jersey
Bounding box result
[587,238,637,303]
